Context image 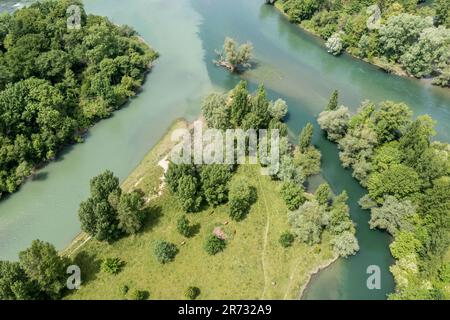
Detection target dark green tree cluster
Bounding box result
[0,0,158,198]
[228,177,256,221]
[319,94,450,299]
[78,170,146,242]
[0,240,69,300]
[166,163,234,212]
[275,0,450,87]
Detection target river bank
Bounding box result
[272,2,441,84]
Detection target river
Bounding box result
[0,0,449,300]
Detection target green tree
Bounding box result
[280,181,306,210]
[229,81,250,127]
[299,123,314,152]
[204,234,226,255]
[200,164,232,207]
[367,164,421,204]
[117,191,145,235]
[18,240,68,299]
[268,98,288,120]
[369,196,416,235]
[78,170,122,242]
[288,200,325,245]
[178,174,203,212]
[201,93,231,130]
[315,183,332,206]
[215,37,253,72]
[279,231,295,248]
[0,261,39,300]
[228,177,255,221]
[177,215,192,238]
[373,101,412,143]
[326,90,338,111]
[101,257,124,275]
[330,231,359,258]
[154,240,178,264]
[317,106,350,141]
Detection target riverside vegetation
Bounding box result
[318,90,450,299]
[271,0,450,87]
[0,0,158,198]
[0,83,358,299]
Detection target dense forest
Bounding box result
[273,0,450,87]
[0,0,158,198]
[318,92,450,299]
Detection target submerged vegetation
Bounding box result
[319,90,450,299]
[0,0,158,198]
[272,0,450,87]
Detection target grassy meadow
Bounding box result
[65,120,335,300]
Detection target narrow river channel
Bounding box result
[1,0,449,299]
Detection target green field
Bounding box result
[65,120,335,300]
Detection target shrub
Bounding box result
[101,257,124,275]
[204,235,226,255]
[228,177,255,221]
[280,182,306,210]
[185,286,200,300]
[279,231,295,248]
[177,215,192,237]
[120,285,129,296]
[131,289,149,300]
[154,240,178,264]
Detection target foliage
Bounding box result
[117,191,145,235]
[268,98,288,120]
[131,289,149,300]
[326,32,344,56]
[367,164,420,204]
[0,1,157,198]
[369,196,415,236]
[201,93,230,130]
[215,37,253,72]
[314,183,332,206]
[101,257,124,275]
[177,215,193,238]
[78,170,122,241]
[280,181,305,211]
[204,235,226,255]
[185,286,200,300]
[299,123,314,152]
[200,164,232,207]
[317,106,350,141]
[326,90,338,111]
[228,177,255,221]
[154,240,178,264]
[330,231,359,258]
[288,200,325,245]
[18,240,68,299]
[279,231,295,248]
[320,97,450,299]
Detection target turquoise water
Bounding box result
[1,0,449,299]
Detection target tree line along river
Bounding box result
[0,0,449,299]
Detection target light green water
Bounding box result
[1,0,449,300]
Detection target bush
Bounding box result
[280,182,306,210]
[228,177,255,221]
[185,286,200,300]
[279,231,295,248]
[131,289,149,300]
[120,285,129,295]
[177,215,192,237]
[154,240,178,264]
[101,257,124,275]
[204,235,226,255]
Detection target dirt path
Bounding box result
[257,174,271,300]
